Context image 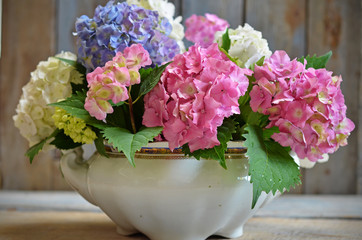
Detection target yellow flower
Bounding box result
[52,108,96,144]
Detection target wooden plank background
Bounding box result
[0,0,2,58]
[0,0,70,190]
[0,0,361,194]
[304,0,360,194]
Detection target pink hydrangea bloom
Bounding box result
[185,14,229,48]
[250,50,355,162]
[85,44,151,120]
[85,72,129,120]
[123,43,153,69]
[143,43,252,151]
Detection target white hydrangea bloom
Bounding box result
[13,52,83,147]
[291,151,329,169]
[127,0,185,52]
[215,23,272,68]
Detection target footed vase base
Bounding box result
[116,226,244,240]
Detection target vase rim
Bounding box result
[104,141,246,155]
[144,141,245,148]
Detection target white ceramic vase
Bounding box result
[60,142,275,240]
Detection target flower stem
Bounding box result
[128,87,137,134]
[132,95,142,105]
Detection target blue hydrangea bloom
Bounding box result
[74,0,180,71]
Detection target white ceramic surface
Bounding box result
[60,144,275,240]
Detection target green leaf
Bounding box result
[105,104,130,129]
[250,56,265,71]
[298,51,332,69]
[221,28,231,52]
[262,126,280,140]
[232,122,246,141]
[49,91,107,130]
[56,57,87,75]
[255,56,265,67]
[237,93,250,111]
[94,131,108,158]
[243,125,301,208]
[86,119,108,130]
[25,129,60,163]
[138,62,172,97]
[139,67,153,80]
[238,74,257,108]
[219,47,238,65]
[110,100,125,107]
[49,91,89,119]
[182,118,237,169]
[56,57,78,68]
[102,126,163,166]
[26,140,47,164]
[49,130,82,150]
[240,104,269,127]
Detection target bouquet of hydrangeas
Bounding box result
[14,0,354,207]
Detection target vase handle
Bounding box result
[60,147,98,206]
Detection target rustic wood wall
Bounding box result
[0,0,70,190]
[0,0,361,194]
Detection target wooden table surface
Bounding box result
[0,191,361,240]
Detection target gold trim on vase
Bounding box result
[104,143,247,160]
